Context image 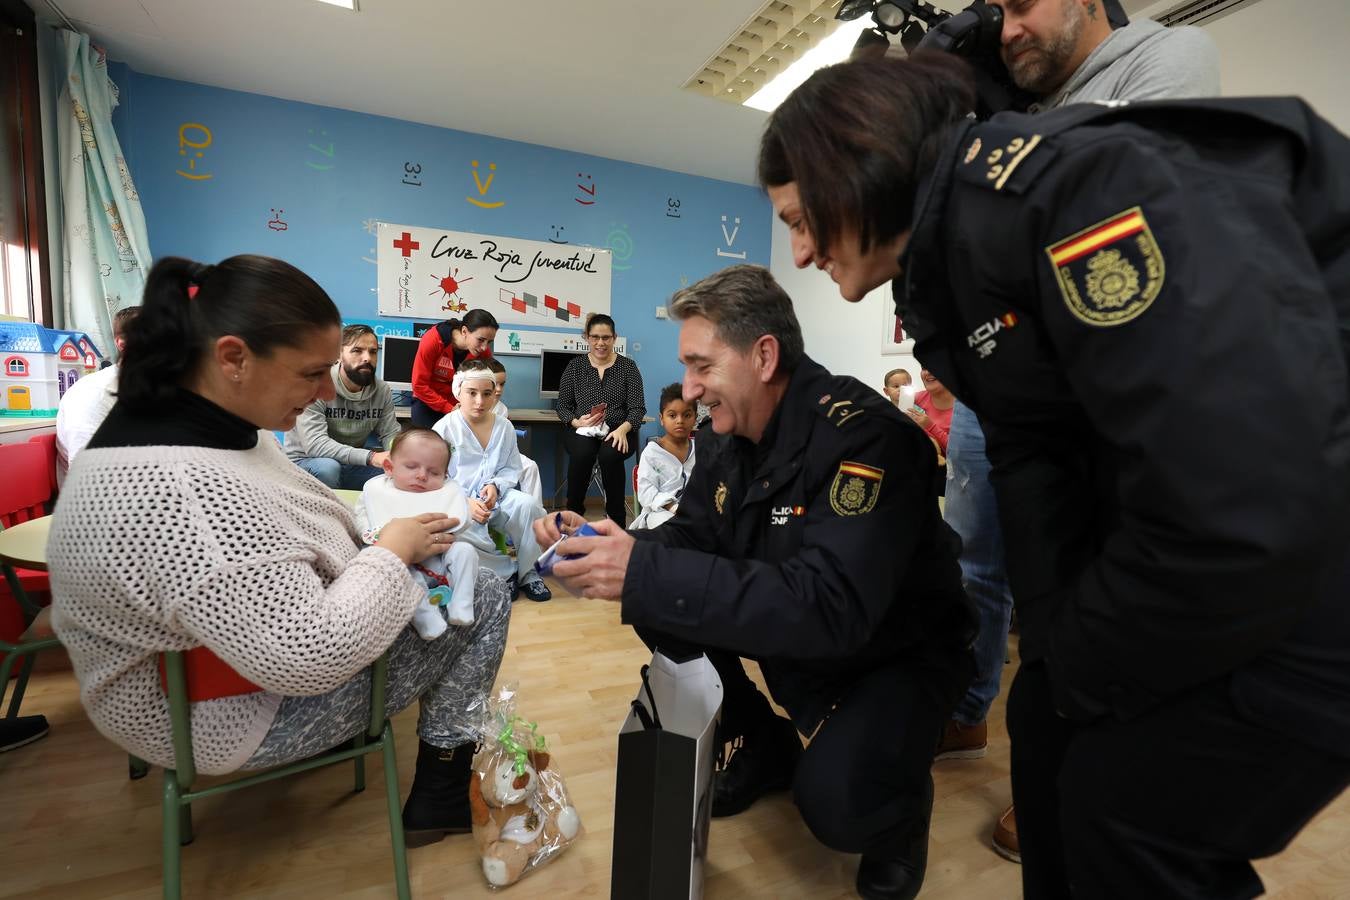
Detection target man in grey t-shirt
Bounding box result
[284,324,401,489]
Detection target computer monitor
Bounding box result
[539,349,586,400]
[379,334,421,392]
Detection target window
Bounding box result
[5,355,29,375]
[0,0,53,323]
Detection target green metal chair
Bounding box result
[158,650,411,899]
[0,568,61,718]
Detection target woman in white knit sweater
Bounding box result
[47,254,510,845]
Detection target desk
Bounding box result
[393,406,560,423]
[0,517,50,571]
[0,417,56,446]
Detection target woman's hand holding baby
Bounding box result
[375,513,457,564]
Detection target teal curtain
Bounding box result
[56,32,150,359]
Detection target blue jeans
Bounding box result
[294,456,383,490]
[944,401,1014,726]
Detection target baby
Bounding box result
[355,428,478,638]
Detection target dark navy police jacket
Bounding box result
[622,356,975,732]
[899,97,1350,755]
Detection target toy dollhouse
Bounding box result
[0,323,104,417]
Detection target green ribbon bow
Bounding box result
[496,714,548,777]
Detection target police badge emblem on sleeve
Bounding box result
[1046,206,1165,327]
[830,462,884,516]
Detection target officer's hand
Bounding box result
[532,510,586,547]
[550,518,633,601]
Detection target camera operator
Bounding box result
[758,51,1350,900]
[930,0,1220,865]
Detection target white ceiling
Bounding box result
[45,0,784,185]
[42,0,1165,187]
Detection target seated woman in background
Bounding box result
[555,313,646,526]
[409,309,498,428]
[631,383,696,530]
[48,255,511,845]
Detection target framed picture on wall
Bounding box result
[881,299,914,356]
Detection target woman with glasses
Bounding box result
[554,313,645,525]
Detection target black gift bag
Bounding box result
[610,650,723,900]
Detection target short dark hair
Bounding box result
[342,324,376,347]
[585,313,616,336]
[659,383,686,412]
[389,427,451,464]
[757,53,974,257]
[483,357,506,374]
[111,306,140,339]
[119,255,340,412]
[669,264,804,371]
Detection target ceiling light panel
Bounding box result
[682,0,850,106]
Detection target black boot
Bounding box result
[401,739,475,846]
[855,778,933,900]
[711,715,801,818]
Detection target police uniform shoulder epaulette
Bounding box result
[953,119,1059,196]
[813,380,888,431]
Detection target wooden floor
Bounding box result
[2,589,1347,899]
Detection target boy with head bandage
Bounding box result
[433,361,552,602]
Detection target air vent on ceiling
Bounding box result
[1154,0,1261,28]
[682,0,847,105]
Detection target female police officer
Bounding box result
[757,53,1350,900]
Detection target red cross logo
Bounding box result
[392,231,420,257]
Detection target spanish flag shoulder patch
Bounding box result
[1045,206,1165,327]
[830,461,884,517]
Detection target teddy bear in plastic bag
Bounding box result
[470,690,582,887]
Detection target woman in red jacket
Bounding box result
[410,309,499,428]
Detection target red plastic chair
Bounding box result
[27,433,59,494]
[0,440,60,717]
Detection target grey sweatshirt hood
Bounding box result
[1041,19,1221,110]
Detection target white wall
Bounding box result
[773,0,1349,383]
[1135,0,1350,130]
[771,218,923,392]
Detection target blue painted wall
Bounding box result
[112,70,771,499]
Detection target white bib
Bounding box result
[359,476,469,533]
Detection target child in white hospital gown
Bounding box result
[632,383,697,530]
[433,361,552,602]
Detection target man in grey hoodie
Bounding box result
[930,0,1220,868]
[285,324,401,489]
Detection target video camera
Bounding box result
[836,0,1128,118]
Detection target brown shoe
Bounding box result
[934,718,987,761]
[991,805,1020,863]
